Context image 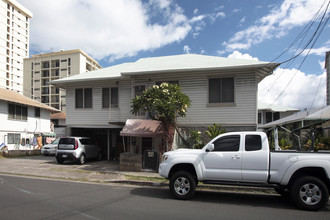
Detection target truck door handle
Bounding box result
[232,155,241,160]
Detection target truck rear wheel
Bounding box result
[290,176,329,211]
[170,171,196,200]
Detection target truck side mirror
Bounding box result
[205,143,214,152]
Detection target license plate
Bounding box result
[62,154,68,158]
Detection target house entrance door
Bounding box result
[142,137,152,154]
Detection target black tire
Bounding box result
[290,176,329,211]
[78,154,86,165]
[56,158,64,164]
[97,152,102,161]
[169,171,196,200]
[275,187,290,197]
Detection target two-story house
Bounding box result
[52,54,279,161]
[0,88,59,150]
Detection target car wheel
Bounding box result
[290,176,329,211]
[56,158,64,164]
[97,152,102,161]
[169,171,196,200]
[78,154,86,165]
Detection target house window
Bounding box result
[8,104,27,121]
[75,88,92,108]
[102,87,119,108]
[35,107,40,117]
[273,112,280,121]
[258,113,262,124]
[8,133,20,144]
[102,88,109,108]
[111,87,119,108]
[266,112,272,123]
[209,77,234,104]
[135,85,145,116]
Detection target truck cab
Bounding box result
[159,131,330,211]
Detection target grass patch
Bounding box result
[124,174,168,183]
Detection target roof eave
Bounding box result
[121,62,280,76]
[50,76,126,86]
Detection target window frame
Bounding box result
[212,135,240,152]
[75,88,93,109]
[102,87,119,109]
[134,84,146,116]
[208,76,236,107]
[8,133,20,144]
[8,103,27,121]
[35,107,40,117]
[245,135,262,151]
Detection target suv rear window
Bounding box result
[59,138,75,145]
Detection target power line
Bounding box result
[259,0,329,95]
[262,0,330,108]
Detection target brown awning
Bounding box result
[120,119,164,137]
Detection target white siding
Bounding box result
[65,69,259,129]
[66,80,132,127]
[133,70,257,126]
[0,100,52,149]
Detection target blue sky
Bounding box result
[20,0,330,110]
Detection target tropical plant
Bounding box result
[187,130,204,149]
[205,123,226,139]
[131,82,191,152]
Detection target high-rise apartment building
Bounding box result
[0,0,32,94]
[23,49,102,111]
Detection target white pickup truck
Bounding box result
[159,131,330,211]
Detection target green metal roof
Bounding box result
[52,54,279,85]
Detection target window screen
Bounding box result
[102,88,109,108]
[111,87,118,108]
[84,88,92,108]
[209,77,234,103]
[75,89,83,108]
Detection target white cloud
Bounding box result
[302,45,330,56]
[232,8,241,13]
[20,0,198,61]
[224,0,328,52]
[183,45,191,54]
[227,51,259,61]
[193,8,198,14]
[319,60,325,70]
[258,67,326,110]
[216,12,226,18]
[239,16,246,25]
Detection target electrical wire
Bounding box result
[261,0,330,108]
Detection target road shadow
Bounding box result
[130,187,330,212]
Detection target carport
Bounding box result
[71,127,122,161]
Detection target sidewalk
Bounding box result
[0,155,275,194]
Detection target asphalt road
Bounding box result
[0,175,329,220]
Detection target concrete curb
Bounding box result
[109,179,276,194]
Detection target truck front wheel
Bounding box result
[290,176,329,211]
[170,171,196,200]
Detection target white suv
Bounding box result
[56,137,102,165]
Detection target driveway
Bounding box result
[0,155,126,182]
